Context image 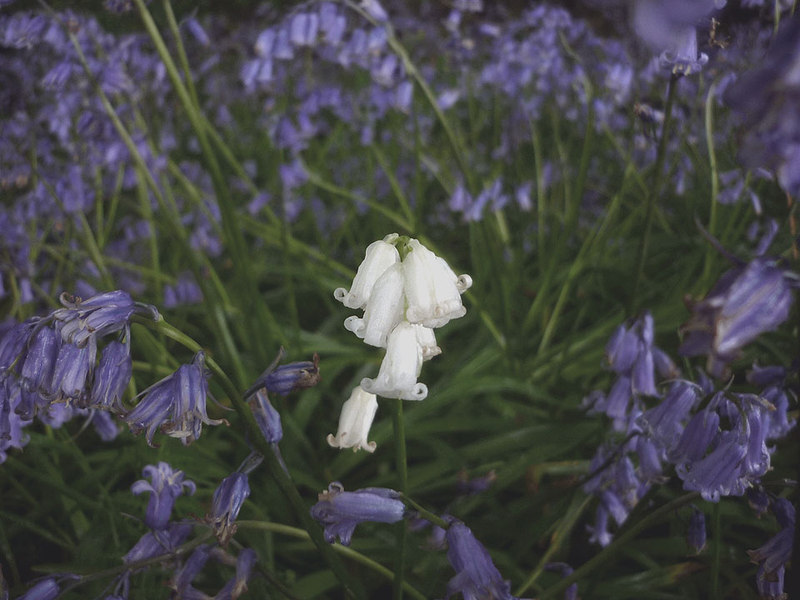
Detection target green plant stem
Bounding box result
[537,492,699,599]
[238,521,428,600]
[392,399,409,600]
[702,80,720,286]
[631,74,679,314]
[710,502,721,600]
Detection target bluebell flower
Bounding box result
[679,259,796,378]
[53,290,159,349]
[89,340,131,410]
[544,563,577,600]
[17,577,60,600]
[0,319,37,376]
[163,273,203,308]
[246,350,320,398]
[445,520,517,600]
[639,381,702,454]
[749,498,795,599]
[208,472,250,546]
[687,507,706,553]
[169,544,211,598]
[124,352,226,447]
[249,388,283,445]
[310,481,405,545]
[123,522,193,566]
[49,342,92,403]
[215,548,257,600]
[724,17,800,198]
[131,462,196,531]
[677,430,748,502]
[19,325,60,394]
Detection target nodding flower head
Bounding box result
[310,481,405,546]
[207,471,251,546]
[327,386,379,453]
[124,352,226,447]
[53,290,159,349]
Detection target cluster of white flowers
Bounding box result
[327,234,472,452]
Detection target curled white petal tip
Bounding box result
[344,316,366,338]
[456,274,472,293]
[326,432,377,453]
[333,287,348,303]
[382,232,400,244]
[404,383,428,401]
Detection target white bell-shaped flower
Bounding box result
[361,321,427,400]
[403,239,472,328]
[334,233,400,310]
[326,386,379,452]
[414,324,441,361]
[344,262,405,348]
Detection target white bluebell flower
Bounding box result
[327,386,379,452]
[360,321,427,401]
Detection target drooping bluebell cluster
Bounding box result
[724,16,800,198]
[113,460,258,600]
[0,290,159,461]
[583,304,797,547]
[748,497,795,599]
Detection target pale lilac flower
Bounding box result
[748,498,795,599]
[327,386,379,452]
[17,578,60,600]
[310,481,405,545]
[169,544,211,597]
[131,462,196,530]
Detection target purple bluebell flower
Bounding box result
[310,481,405,546]
[677,430,748,502]
[679,259,796,378]
[124,352,226,447]
[53,290,159,349]
[249,388,282,444]
[89,340,131,410]
[215,548,257,600]
[544,563,577,600]
[123,522,193,566]
[724,17,800,198]
[131,462,196,530]
[445,520,517,600]
[169,544,211,597]
[84,408,120,441]
[0,379,33,463]
[17,577,60,600]
[631,0,722,75]
[163,273,203,308]
[49,341,93,403]
[246,351,320,398]
[748,498,795,599]
[208,472,250,546]
[19,325,60,394]
[687,507,706,553]
[639,380,702,454]
[0,319,37,376]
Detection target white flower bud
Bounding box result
[345,262,405,348]
[403,239,470,328]
[334,233,400,310]
[327,386,379,452]
[361,321,427,400]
